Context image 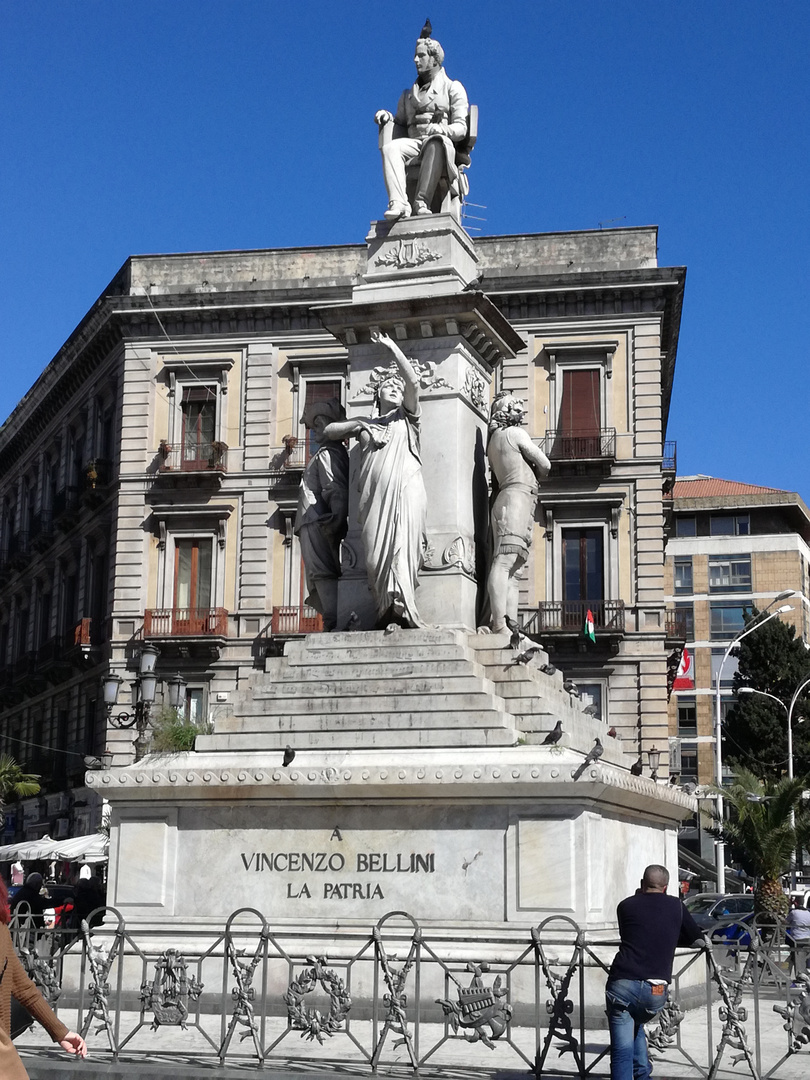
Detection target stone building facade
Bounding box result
[0,225,684,839]
[664,475,810,865]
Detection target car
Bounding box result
[685,892,755,930]
[710,910,755,947]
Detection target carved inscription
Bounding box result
[239,843,435,903]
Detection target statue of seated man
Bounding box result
[375,27,469,221]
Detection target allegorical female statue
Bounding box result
[294,398,349,632]
[324,333,427,628]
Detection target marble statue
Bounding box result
[375,24,469,220]
[485,392,550,633]
[294,398,350,632]
[323,333,427,628]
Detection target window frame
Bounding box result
[710,513,750,536]
[708,554,752,593]
[710,601,750,640]
[673,556,693,595]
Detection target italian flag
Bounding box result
[584,609,596,643]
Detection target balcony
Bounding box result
[665,608,688,643]
[36,619,97,685]
[543,428,616,476]
[271,605,323,636]
[157,441,228,477]
[144,607,229,637]
[519,600,626,643]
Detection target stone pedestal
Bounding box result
[314,215,524,632]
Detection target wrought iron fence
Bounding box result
[11,908,810,1077]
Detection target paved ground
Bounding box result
[16,996,810,1080]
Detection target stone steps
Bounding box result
[254,668,491,695]
[235,690,503,715]
[215,706,515,733]
[197,724,519,752]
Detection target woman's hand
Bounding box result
[60,1031,88,1057]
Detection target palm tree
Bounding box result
[712,768,810,918]
[0,754,40,805]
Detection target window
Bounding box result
[675,601,694,639]
[709,555,751,593]
[711,649,738,687]
[181,387,217,468]
[577,682,604,721]
[174,538,213,612]
[677,697,697,737]
[680,742,698,782]
[556,369,601,458]
[710,602,748,639]
[710,514,749,536]
[184,687,206,725]
[302,380,343,462]
[674,556,693,594]
[675,516,696,537]
[562,528,604,603]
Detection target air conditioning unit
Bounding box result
[46,794,70,816]
[53,818,70,839]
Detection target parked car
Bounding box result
[710,910,756,947]
[685,892,755,930]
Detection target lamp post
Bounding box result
[714,604,793,893]
[102,646,187,763]
[738,678,810,888]
[647,746,661,781]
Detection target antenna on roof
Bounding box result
[598,216,627,229]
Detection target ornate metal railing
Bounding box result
[10,908,810,1078]
[271,604,324,635]
[158,441,228,473]
[543,428,616,461]
[144,608,229,637]
[520,600,626,635]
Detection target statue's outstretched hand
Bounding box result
[370,330,394,350]
[374,110,393,126]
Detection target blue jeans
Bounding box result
[605,978,668,1080]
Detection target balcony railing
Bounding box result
[544,428,616,461]
[520,599,626,635]
[270,605,323,635]
[144,608,229,637]
[663,440,677,472]
[665,608,688,640]
[158,442,228,473]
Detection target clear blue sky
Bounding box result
[2,1,808,497]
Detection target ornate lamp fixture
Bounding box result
[102,645,187,762]
[647,746,661,781]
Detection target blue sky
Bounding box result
[2,1,808,497]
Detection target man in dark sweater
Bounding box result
[606,864,704,1080]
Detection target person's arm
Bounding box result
[371,331,420,415]
[322,416,374,444]
[6,938,86,1056]
[444,78,470,142]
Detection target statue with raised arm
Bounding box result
[294,398,349,632]
[323,333,427,628]
[485,392,551,634]
[374,21,470,221]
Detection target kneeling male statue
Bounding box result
[375,23,469,221]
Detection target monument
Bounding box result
[90,24,693,944]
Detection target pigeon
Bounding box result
[669,773,680,786]
[282,745,295,767]
[630,757,643,776]
[583,704,600,717]
[563,679,580,697]
[504,615,523,651]
[542,720,562,746]
[420,18,433,38]
[606,727,618,738]
[510,646,542,666]
[539,663,557,677]
[572,738,603,780]
[346,611,360,631]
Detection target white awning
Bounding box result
[0,833,108,863]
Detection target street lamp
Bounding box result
[738,679,810,888]
[101,645,186,762]
[647,746,661,781]
[714,604,793,893]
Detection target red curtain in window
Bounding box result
[558,369,600,458]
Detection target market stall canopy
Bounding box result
[0,833,108,863]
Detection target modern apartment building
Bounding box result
[0,225,685,840]
[664,475,810,865]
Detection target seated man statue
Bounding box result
[375,24,469,220]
